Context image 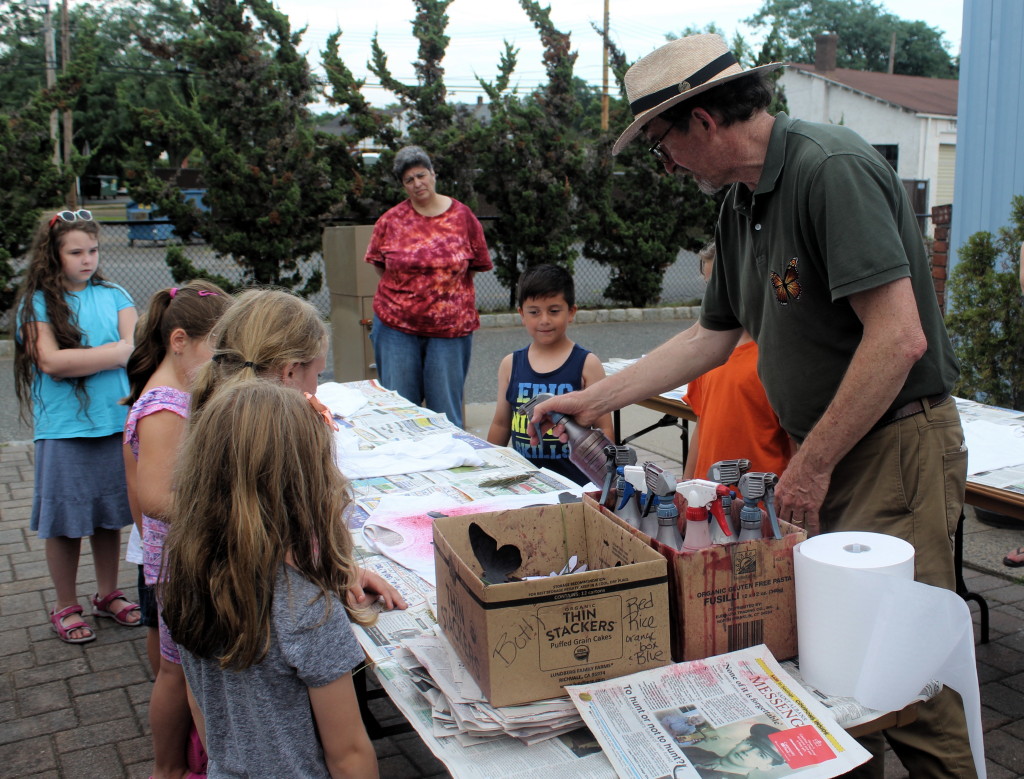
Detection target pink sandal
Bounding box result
[91,590,142,627]
[50,604,96,644]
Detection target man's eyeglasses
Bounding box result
[648,124,673,165]
[49,209,93,228]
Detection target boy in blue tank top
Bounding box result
[487,264,614,486]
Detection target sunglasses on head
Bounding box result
[49,209,93,228]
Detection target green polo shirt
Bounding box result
[700,113,959,440]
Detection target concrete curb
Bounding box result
[479,305,700,328]
[0,307,701,357]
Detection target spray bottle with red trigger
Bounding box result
[677,479,733,552]
[706,459,751,545]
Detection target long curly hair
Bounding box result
[122,281,232,406]
[13,214,109,420]
[161,380,373,670]
[189,288,328,415]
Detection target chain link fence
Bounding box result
[3,221,705,329]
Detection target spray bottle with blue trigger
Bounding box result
[602,444,638,519]
[736,472,782,541]
[637,463,676,542]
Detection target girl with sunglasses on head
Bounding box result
[13,209,141,644]
[122,281,231,779]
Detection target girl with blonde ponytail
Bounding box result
[190,287,404,602]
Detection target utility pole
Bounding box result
[61,0,76,207]
[40,1,59,165]
[600,0,609,130]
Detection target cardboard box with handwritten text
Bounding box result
[433,499,671,707]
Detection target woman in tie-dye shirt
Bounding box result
[365,145,492,428]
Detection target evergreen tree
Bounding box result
[0,102,70,314]
[322,0,481,219]
[946,196,1024,408]
[473,0,584,307]
[122,0,340,294]
[577,39,717,307]
[0,1,197,180]
[0,15,97,315]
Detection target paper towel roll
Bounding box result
[795,532,915,696]
[794,531,985,777]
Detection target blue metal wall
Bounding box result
[950,0,1024,270]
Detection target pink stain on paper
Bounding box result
[364,498,539,584]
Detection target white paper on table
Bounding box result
[315,381,369,418]
[336,432,485,479]
[962,418,1024,475]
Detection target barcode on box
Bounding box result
[727,619,764,651]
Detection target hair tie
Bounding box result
[242,361,256,369]
[197,290,220,296]
[169,287,178,298]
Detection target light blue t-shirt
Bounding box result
[19,282,134,440]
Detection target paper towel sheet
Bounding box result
[795,532,985,778]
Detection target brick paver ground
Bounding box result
[2,439,1023,777]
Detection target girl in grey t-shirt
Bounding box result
[161,381,380,778]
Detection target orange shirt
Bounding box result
[683,341,791,481]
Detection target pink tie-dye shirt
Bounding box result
[365,199,492,338]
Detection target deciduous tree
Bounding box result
[746,0,956,77]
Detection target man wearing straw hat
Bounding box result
[531,33,972,778]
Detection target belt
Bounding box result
[871,392,951,432]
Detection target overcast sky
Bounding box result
[269,0,964,108]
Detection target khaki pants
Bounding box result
[820,398,976,778]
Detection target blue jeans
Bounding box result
[370,314,472,428]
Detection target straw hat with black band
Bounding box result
[613,34,783,155]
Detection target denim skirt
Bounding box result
[31,434,133,539]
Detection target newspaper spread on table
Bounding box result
[353,551,619,778]
[566,645,871,779]
[326,381,886,779]
[331,381,618,778]
[954,396,1024,490]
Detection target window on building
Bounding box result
[873,144,899,171]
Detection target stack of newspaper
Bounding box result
[391,632,584,745]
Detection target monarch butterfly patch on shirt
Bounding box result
[770,257,802,305]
